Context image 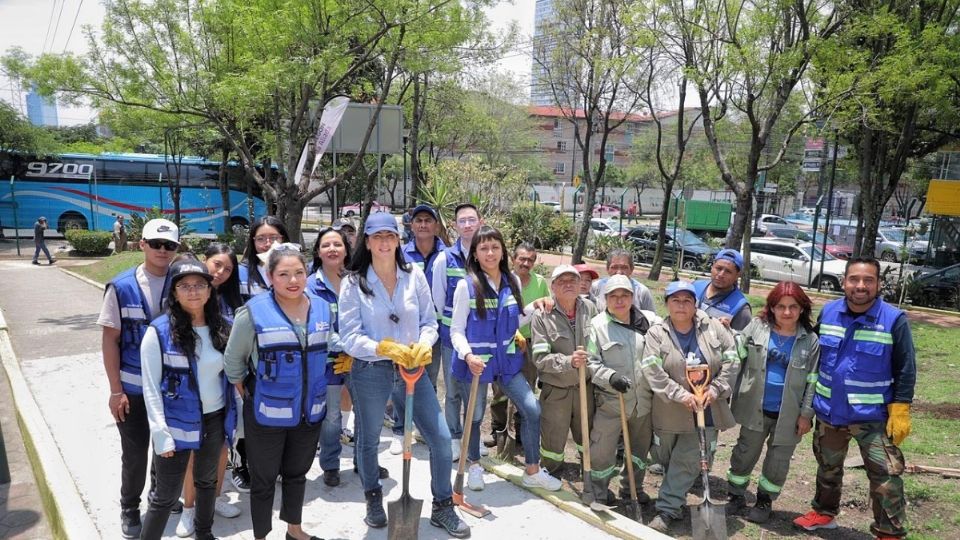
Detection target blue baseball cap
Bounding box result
[714,249,744,271]
[665,280,697,299]
[411,204,439,220]
[364,212,399,235]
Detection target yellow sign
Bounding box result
[926,179,960,217]
[573,175,581,188]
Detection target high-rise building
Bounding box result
[26,87,59,127]
[531,0,562,106]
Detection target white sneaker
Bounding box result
[467,463,485,491]
[214,495,240,518]
[480,445,489,457]
[451,440,461,462]
[522,468,562,491]
[389,434,404,455]
[175,506,195,537]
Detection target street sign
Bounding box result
[573,175,581,188]
[802,160,821,173]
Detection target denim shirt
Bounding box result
[340,263,439,362]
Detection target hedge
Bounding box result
[65,230,113,255]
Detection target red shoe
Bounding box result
[793,510,838,531]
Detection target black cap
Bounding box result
[169,260,213,284]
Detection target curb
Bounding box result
[478,457,672,540]
[58,267,107,291]
[0,311,101,539]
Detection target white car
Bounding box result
[749,238,847,291]
[589,218,623,237]
[755,214,791,235]
[542,201,562,213]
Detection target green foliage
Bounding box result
[127,208,166,243]
[73,251,143,284]
[0,100,57,154]
[65,230,113,255]
[588,235,637,261]
[503,203,572,252]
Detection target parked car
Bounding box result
[542,201,562,213]
[765,227,853,259]
[909,263,960,310]
[625,225,718,270]
[876,227,929,262]
[589,217,624,237]
[592,204,621,219]
[749,238,846,291]
[754,214,791,235]
[340,201,389,217]
[783,212,816,229]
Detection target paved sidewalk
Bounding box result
[0,259,652,539]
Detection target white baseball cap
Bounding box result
[603,274,634,295]
[142,219,180,244]
[551,264,580,279]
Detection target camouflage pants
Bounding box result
[812,420,907,538]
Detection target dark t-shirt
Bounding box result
[33,221,45,244]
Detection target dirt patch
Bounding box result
[912,402,960,420]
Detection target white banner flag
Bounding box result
[293,140,310,185]
[311,96,351,174]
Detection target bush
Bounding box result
[504,203,573,252]
[66,230,113,255]
[588,234,638,260]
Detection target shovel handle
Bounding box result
[400,367,423,461]
[618,393,640,509]
[577,350,592,471]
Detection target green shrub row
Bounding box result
[65,230,113,255]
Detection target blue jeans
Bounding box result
[441,345,464,440]
[457,373,541,466]
[349,360,453,500]
[391,343,441,436]
[33,242,52,263]
[318,384,343,471]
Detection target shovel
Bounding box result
[495,399,516,460]
[617,392,641,520]
[452,372,491,518]
[686,364,727,540]
[388,366,425,540]
[578,360,614,512]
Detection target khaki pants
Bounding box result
[588,390,651,502]
[538,382,593,474]
[655,428,717,519]
[727,414,798,500]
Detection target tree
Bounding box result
[534,0,647,263]
[814,0,960,257]
[0,102,56,155]
[11,0,490,240]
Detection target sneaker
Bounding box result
[430,498,471,538]
[176,506,195,537]
[340,428,355,446]
[648,513,673,533]
[467,463,485,491]
[214,495,241,518]
[522,468,562,491]
[49,258,56,265]
[389,433,403,455]
[451,439,461,462]
[793,510,838,531]
[747,492,772,523]
[323,469,341,487]
[231,467,251,493]
[31,260,40,265]
[120,509,141,539]
[364,488,387,528]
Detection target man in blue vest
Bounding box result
[694,248,752,331]
[430,203,482,462]
[97,218,179,538]
[794,257,915,539]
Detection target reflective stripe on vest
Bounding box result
[451,276,522,384]
[153,315,204,451]
[439,244,467,347]
[111,267,160,395]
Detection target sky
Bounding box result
[0,0,537,126]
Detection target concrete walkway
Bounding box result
[0,259,658,539]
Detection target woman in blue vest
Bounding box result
[308,225,366,488]
[223,243,332,540]
[139,259,236,540]
[238,216,290,300]
[450,225,562,493]
[339,212,470,538]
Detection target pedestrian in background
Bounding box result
[727,281,820,523]
[113,215,127,254]
[238,216,290,300]
[32,216,55,265]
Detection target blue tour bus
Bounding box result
[0,151,267,235]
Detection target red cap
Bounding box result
[573,263,599,280]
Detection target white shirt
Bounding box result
[97,265,168,328]
[141,325,226,455]
[450,275,537,358]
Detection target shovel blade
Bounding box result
[387,494,423,540]
[689,501,727,540]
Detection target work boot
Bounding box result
[727,493,747,515]
[747,491,773,523]
[120,508,142,539]
[430,498,471,538]
[618,486,651,505]
[363,488,387,528]
[322,469,340,487]
[647,513,673,533]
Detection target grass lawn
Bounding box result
[71,251,142,285]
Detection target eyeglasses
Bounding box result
[456,217,479,226]
[773,304,801,312]
[146,239,179,252]
[175,282,210,293]
[254,235,283,245]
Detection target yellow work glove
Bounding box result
[376,338,414,368]
[514,331,527,353]
[409,343,433,368]
[886,403,911,446]
[332,353,353,375]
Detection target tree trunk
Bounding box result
[648,184,675,281]
[727,186,753,249]
[409,73,425,203]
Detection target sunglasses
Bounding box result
[146,239,179,252]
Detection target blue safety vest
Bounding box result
[247,292,331,427]
[814,298,900,425]
[438,241,467,348]
[218,295,235,322]
[402,236,446,287]
[693,280,749,320]
[238,263,270,301]
[109,267,168,395]
[307,269,344,386]
[451,276,523,385]
[151,315,237,451]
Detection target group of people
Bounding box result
[99,203,916,540]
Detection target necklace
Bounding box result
[771,330,794,349]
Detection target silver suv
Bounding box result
[749,238,847,291]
